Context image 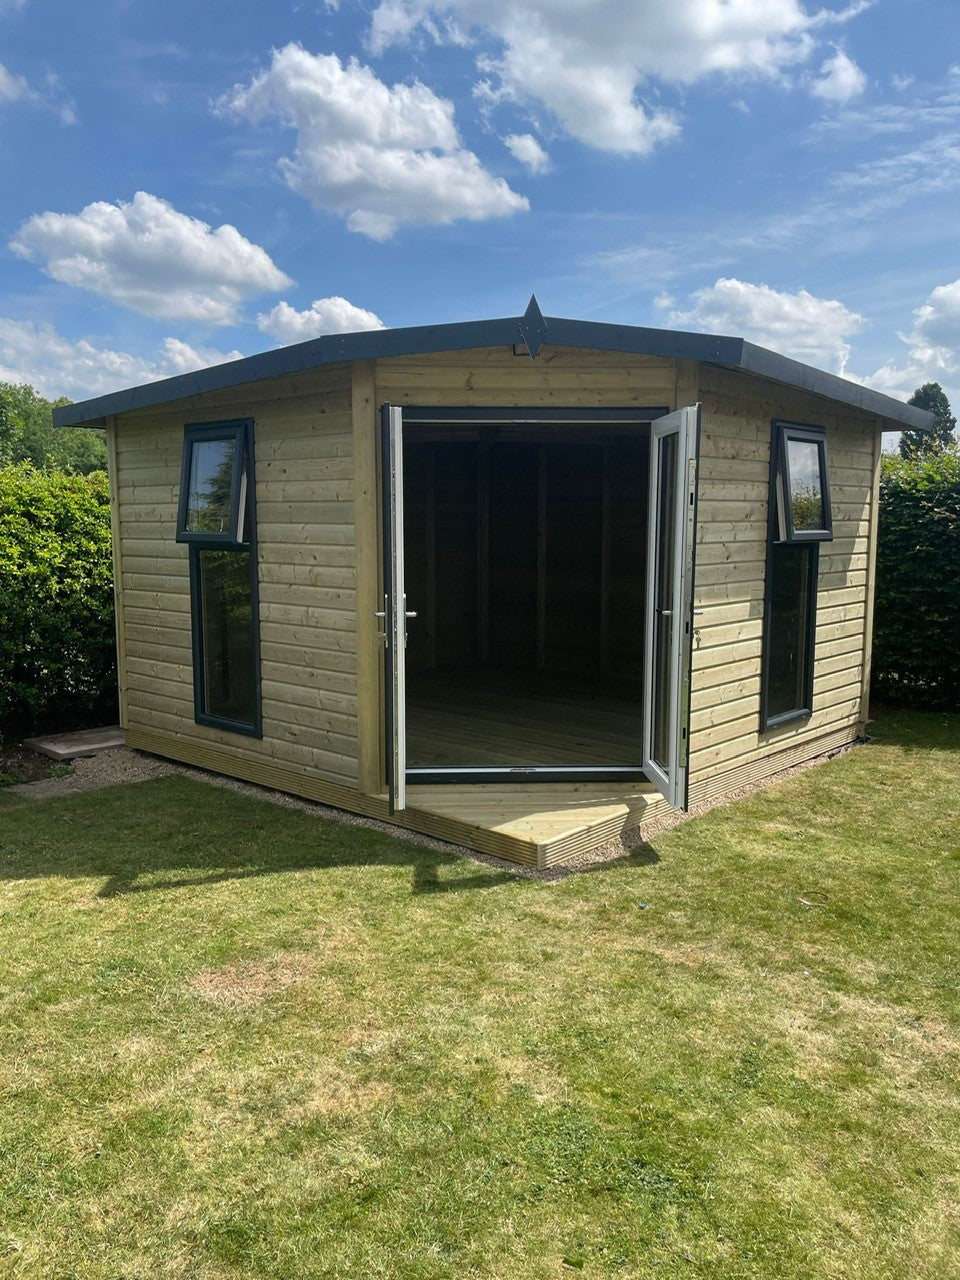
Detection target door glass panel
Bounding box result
[651,432,678,772]
[785,438,824,532]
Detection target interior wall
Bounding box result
[403,430,647,683]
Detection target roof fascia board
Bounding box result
[52,315,522,428]
[736,340,931,430]
[52,312,933,432]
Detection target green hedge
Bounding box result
[873,450,960,711]
[0,465,117,737]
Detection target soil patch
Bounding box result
[0,743,66,787]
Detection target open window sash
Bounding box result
[381,404,408,813]
[176,420,250,546]
[642,404,700,810]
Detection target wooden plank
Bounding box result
[675,358,699,411]
[536,444,547,670]
[600,444,612,671]
[351,361,381,796]
[107,418,129,730]
[477,440,490,662]
[859,423,883,729]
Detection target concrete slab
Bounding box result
[23,726,125,761]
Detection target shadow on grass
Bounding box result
[0,774,660,899]
[867,706,960,753]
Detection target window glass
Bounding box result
[185,437,238,535]
[785,438,824,532]
[651,431,678,771]
[197,549,256,726]
[766,543,814,722]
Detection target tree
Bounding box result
[0,382,107,474]
[900,382,957,458]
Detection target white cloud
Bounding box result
[368,0,868,154]
[810,48,866,104]
[218,44,528,239]
[0,317,243,401]
[661,277,863,373]
[0,61,30,104]
[861,277,960,404]
[257,296,385,343]
[0,61,76,124]
[503,132,551,173]
[10,191,291,325]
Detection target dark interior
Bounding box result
[402,425,649,768]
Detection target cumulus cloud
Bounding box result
[862,277,960,403]
[368,0,868,154]
[257,296,385,343]
[218,44,528,239]
[503,132,551,173]
[810,47,867,104]
[662,277,864,373]
[10,191,291,325]
[0,317,243,401]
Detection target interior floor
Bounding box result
[406,666,643,767]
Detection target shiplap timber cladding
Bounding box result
[688,365,881,803]
[372,344,679,409]
[115,363,362,789]
[107,338,884,866]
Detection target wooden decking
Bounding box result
[403,779,666,868]
[406,667,643,767]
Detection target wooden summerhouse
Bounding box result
[55,300,930,867]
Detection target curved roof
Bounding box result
[53,297,930,431]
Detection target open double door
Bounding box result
[380,404,700,814]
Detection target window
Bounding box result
[178,420,261,736]
[772,422,832,543]
[177,422,248,544]
[762,422,832,730]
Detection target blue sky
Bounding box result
[2,0,959,412]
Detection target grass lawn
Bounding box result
[1,710,959,1279]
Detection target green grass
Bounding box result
[1,709,959,1279]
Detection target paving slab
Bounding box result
[23,726,125,761]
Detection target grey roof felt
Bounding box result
[53,299,931,430]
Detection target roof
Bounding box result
[53,296,931,431]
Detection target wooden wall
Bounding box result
[688,365,882,805]
[107,339,880,842]
[111,363,361,790]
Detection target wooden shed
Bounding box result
[55,299,930,868]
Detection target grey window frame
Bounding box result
[176,420,249,545]
[761,421,830,731]
[773,420,833,543]
[180,418,262,738]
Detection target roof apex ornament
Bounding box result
[517,294,548,359]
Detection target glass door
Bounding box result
[381,404,409,812]
[643,405,700,809]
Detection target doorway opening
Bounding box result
[401,421,651,776]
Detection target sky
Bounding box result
[1,0,960,417]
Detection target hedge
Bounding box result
[0,465,117,738]
[873,450,960,711]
